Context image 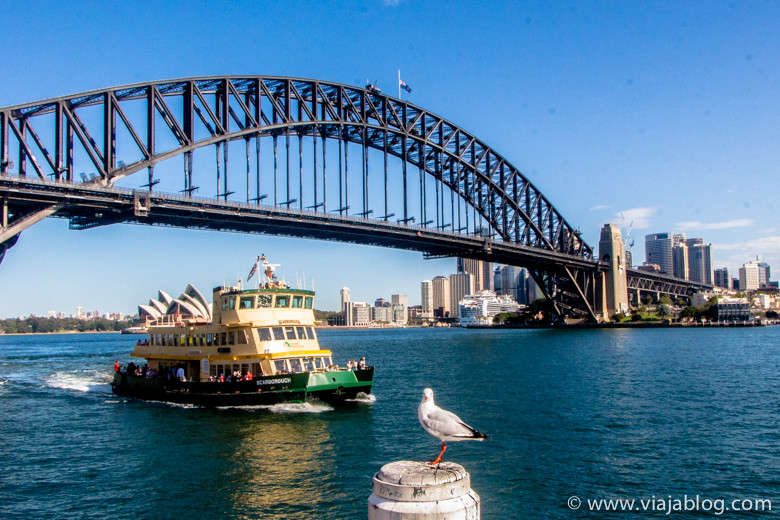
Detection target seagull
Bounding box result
[418,388,489,465]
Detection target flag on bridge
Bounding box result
[400,79,412,93]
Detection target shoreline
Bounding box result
[0,330,124,336]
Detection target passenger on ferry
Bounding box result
[114,361,120,373]
[346,360,354,371]
[176,366,185,382]
[358,357,366,370]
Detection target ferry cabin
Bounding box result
[131,285,334,381]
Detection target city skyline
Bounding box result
[1,1,779,317]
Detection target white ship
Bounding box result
[458,291,524,327]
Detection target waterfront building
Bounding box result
[716,298,750,321]
[714,268,730,289]
[374,297,386,307]
[432,276,451,317]
[420,280,433,318]
[645,233,674,275]
[692,292,711,307]
[351,302,371,326]
[372,305,393,323]
[458,291,523,327]
[343,301,354,326]
[449,273,475,313]
[391,294,408,324]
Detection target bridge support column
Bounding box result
[597,224,629,320]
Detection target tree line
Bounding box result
[0,316,134,334]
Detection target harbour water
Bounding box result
[1,327,778,518]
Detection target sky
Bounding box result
[0,0,778,317]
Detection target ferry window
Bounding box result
[214,333,219,346]
[206,333,213,346]
[306,327,316,340]
[284,326,296,339]
[221,332,227,345]
[229,296,236,310]
[257,328,272,341]
[302,358,314,371]
[272,327,285,340]
[292,295,303,308]
[296,326,305,339]
[257,294,272,307]
[313,358,323,369]
[241,363,249,375]
[289,359,303,373]
[274,360,287,373]
[227,331,235,345]
[238,330,248,344]
[275,294,290,308]
[239,296,255,309]
[304,297,313,309]
[200,335,205,347]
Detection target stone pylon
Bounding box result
[598,224,629,320]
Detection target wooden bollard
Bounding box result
[368,461,480,519]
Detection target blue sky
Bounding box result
[0,0,778,317]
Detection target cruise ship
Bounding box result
[458,291,524,327]
[111,256,373,406]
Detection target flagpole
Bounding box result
[398,69,401,99]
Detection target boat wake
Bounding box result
[45,370,113,394]
[267,402,334,413]
[347,392,377,403]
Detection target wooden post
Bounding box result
[368,461,480,519]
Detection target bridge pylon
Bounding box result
[596,224,629,320]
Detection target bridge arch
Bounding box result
[0,76,599,321]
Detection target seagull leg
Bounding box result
[429,441,447,465]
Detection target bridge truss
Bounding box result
[0,76,599,322]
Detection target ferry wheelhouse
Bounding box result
[112,256,373,406]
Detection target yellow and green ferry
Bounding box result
[112,256,373,406]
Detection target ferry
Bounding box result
[111,256,374,406]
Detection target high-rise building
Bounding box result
[449,273,474,313]
[645,233,673,275]
[420,280,433,318]
[526,275,543,303]
[688,243,713,284]
[714,268,731,289]
[493,266,502,294]
[457,258,489,291]
[374,297,386,307]
[340,287,350,311]
[673,244,689,280]
[739,262,760,291]
[432,276,451,317]
[756,257,771,287]
[498,265,522,303]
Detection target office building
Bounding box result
[457,258,492,292]
[688,242,713,284]
[714,268,730,289]
[432,276,451,317]
[739,261,761,291]
[391,294,408,324]
[673,244,689,280]
[420,280,433,318]
[645,233,674,275]
[449,273,475,313]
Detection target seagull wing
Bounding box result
[422,405,488,440]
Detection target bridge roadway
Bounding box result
[0,174,600,274]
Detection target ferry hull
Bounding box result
[111,368,374,407]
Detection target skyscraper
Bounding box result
[645,233,673,274]
[457,258,489,291]
[420,280,433,318]
[432,276,451,317]
[739,262,760,291]
[391,294,408,324]
[449,273,474,314]
[688,243,713,284]
[673,244,689,279]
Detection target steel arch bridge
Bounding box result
[0,76,602,322]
